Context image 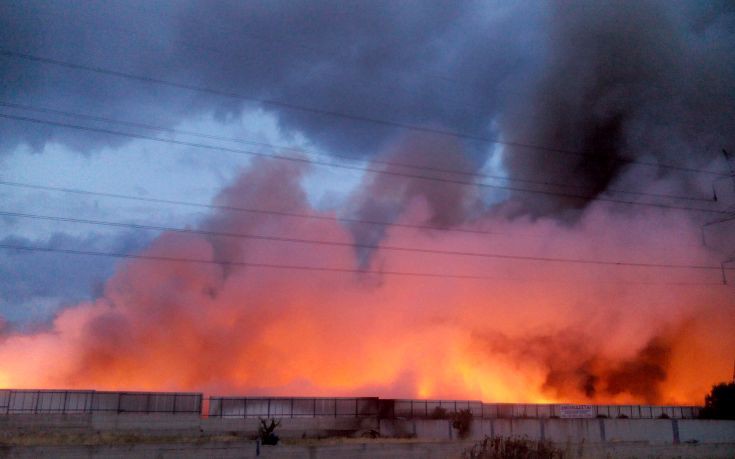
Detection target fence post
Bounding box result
[62,391,68,415]
[410,400,413,418]
[291,398,294,418]
[355,398,359,418]
[313,398,316,417]
[267,399,271,418]
[34,390,40,414]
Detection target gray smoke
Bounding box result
[1,0,733,220]
[498,1,735,216]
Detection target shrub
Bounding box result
[462,436,565,459]
[700,382,735,420]
[657,413,670,419]
[430,406,449,419]
[617,414,628,419]
[257,418,281,445]
[452,409,473,439]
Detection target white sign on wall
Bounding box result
[559,404,595,418]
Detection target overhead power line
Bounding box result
[0,179,516,237]
[0,101,713,203]
[0,113,729,215]
[0,244,727,286]
[0,209,722,271]
[1,49,728,178]
[0,181,706,248]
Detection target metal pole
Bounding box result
[291,398,294,418]
[62,391,68,415]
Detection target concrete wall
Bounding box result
[379,418,735,444]
[1,412,733,445]
[678,419,735,443]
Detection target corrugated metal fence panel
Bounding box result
[389,399,483,419]
[0,390,202,414]
[174,394,202,413]
[209,397,244,418]
[268,399,292,417]
[66,392,94,413]
[9,391,37,413]
[118,393,149,412]
[314,398,336,416]
[91,392,120,411]
[1,390,94,413]
[0,389,9,413]
[207,397,380,418]
[358,398,379,416]
[292,398,315,417]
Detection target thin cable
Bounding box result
[0,210,722,270]
[0,113,729,215]
[0,49,728,178]
[0,244,727,285]
[0,181,706,248]
[0,101,713,203]
[0,179,512,237]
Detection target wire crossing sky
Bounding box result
[0,0,733,405]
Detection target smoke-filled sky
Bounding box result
[1,0,734,405]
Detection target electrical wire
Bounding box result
[0,101,713,203]
[0,209,722,270]
[0,113,729,215]
[1,49,728,178]
[0,244,727,286]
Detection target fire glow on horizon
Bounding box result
[0,152,732,406]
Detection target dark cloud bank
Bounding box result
[2,0,733,220]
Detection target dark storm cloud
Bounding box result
[0,231,152,324]
[0,0,536,158]
[1,0,733,217]
[498,1,735,217]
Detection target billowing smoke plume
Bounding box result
[1,1,734,404]
[1,153,733,403]
[474,330,679,403]
[499,1,735,216]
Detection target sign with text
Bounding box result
[559,404,595,418]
